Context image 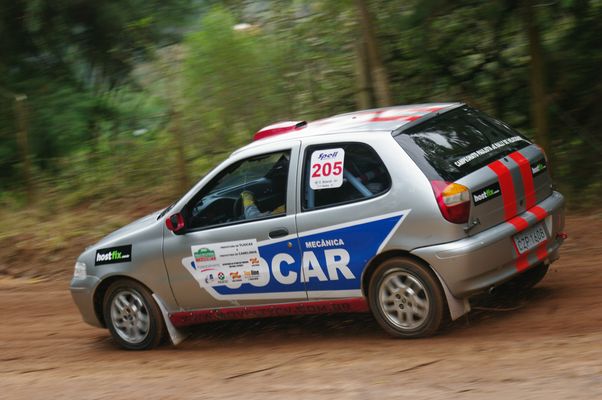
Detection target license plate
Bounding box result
[513,223,547,254]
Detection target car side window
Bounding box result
[187,150,290,230]
[303,142,391,210]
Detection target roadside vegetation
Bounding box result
[0,0,600,278]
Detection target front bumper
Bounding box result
[412,191,565,298]
[70,275,103,328]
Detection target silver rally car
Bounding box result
[70,103,566,349]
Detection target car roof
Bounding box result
[232,102,462,156]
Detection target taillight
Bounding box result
[430,180,471,224]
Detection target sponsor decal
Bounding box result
[472,182,502,205]
[243,270,260,281]
[530,158,547,177]
[95,245,132,266]
[204,273,215,284]
[454,136,527,167]
[191,239,260,270]
[190,239,264,287]
[180,211,410,301]
[194,248,216,263]
[310,148,345,190]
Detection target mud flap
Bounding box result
[431,269,471,320]
[152,294,188,346]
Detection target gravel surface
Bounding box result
[1,214,601,399]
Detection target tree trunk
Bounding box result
[354,40,373,109]
[162,47,190,191]
[523,0,550,154]
[355,0,393,107]
[169,107,189,191]
[14,95,34,205]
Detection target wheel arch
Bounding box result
[93,275,155,329]
[361,250,430,298]
[360,249,470,320]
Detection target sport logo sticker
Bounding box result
[205,273,215,284]
[473,182,502,205]
[244,270,260,281]
[229,271,242,282]
[95,245,132,266]
[194,248,216,263]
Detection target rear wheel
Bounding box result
[103,279,165,350]
[369,257,445,338]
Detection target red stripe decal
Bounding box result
[515,241,548,272]
[508,216,529,232]
[528,205,548,222]
[371,115,420,123]
[509,152,537,209]
[536,241,549,262]
[488,160,517,220]
[169,298,369,328]
[516,254,530,272]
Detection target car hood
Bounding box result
[94,210,162,248]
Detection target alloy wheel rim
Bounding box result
[110,290,150,344]
[378,271,430,330]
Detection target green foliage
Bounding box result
[0,0,195,200]
[0,0,601,211]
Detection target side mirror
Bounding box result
[166,213,185,233]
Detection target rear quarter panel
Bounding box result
[297,133,467,253]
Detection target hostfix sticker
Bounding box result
[310,148,345,190]
[95,245,132,266]
[530,158,547,177]
[472,182,502,205]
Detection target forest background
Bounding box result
[0,0,600,277]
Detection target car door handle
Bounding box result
[269,228,289,239]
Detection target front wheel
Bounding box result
[369,257,446,338]
[103,279,165,350]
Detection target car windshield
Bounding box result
[394,106,531,181]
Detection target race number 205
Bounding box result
[310,148,345,190]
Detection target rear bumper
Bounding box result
[412,191,565,298]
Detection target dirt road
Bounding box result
[1,215,601,399]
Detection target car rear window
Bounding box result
[393,106,531,182]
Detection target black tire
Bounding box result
[497,263,549,295]
[103,279,166,350]
[368,257,446,338]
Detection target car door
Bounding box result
[295,137,407,300]
[162,142,307,310]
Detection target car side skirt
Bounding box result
[169,298,369,328]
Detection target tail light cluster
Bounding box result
[430,180,471,224]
